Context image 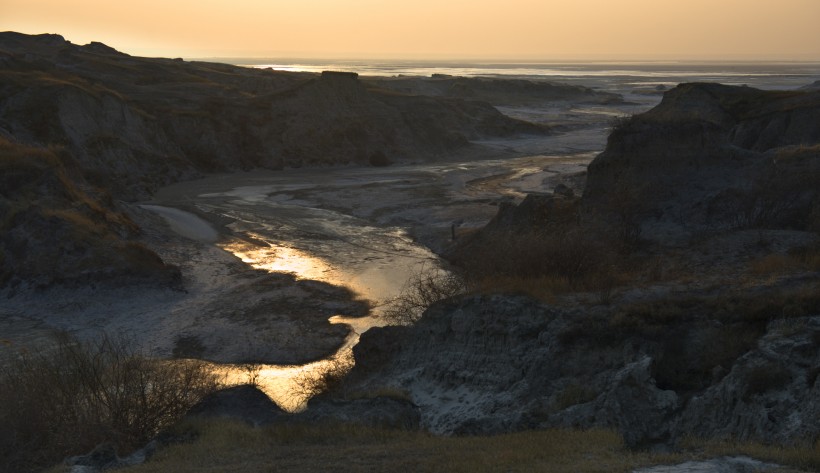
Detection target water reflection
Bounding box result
[209,333,357,412]
[214,236,381,412]
[219,236,336,282]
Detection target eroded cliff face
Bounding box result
[582,83,820,242]
[0,32,545,200]
[0,32,545,289]
[0,138,180,289]
[343,82,820,448]
[345,295,820,447]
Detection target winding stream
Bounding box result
[145,154,595,410]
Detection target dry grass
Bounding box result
[749,244,820,276]
[469,274,568,303]
[452,226,643,306]
[117,420,680,473]
[612,280,820,329]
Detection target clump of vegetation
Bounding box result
[0,332,223,473]
[290,356,355,401]
[0,137,179,289]
[749,242,820,276]
[380,266,466,325]
[611,281,820,330]
[451,225,645,305]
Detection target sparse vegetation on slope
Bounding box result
[0,333,222,473]
[0,137,179,289]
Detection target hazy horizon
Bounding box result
[3,0,819,61]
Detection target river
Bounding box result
[145,152,594,410]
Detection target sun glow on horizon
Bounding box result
[2,0,819,61]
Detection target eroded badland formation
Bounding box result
[1,32,819,473]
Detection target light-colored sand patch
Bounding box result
[140,204,219,243]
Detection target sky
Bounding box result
[2,0,819,60]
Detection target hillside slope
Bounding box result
[582,83,820,242]
[0,32,544,289]
[345,83,820,448]
[0,32,544,200]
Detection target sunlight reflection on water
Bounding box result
[212,237,381,412]
[208,335,357,412]
[219,238,336,282]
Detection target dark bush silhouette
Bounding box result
[0,332,222,473]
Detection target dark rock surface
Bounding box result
[582,83,820,242]
[186,384,420,431]
[419,81,820,447]
[673,318,820,443]
[186,384,286,426]
[65,440,158,473]
[344,295,820,446]
[297,396,421,430]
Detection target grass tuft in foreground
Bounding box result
[115,419,681,473]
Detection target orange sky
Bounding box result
[2,0,819,60]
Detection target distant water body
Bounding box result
[224,59,820,90]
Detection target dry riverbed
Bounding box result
[1,148,594,409]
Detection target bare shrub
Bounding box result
[290,356,354,401]
[380,266,466,325]
[239,363,262,386]
[0,332,222,473]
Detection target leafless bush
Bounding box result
[290,357,354,401]
[380,266,467,325]
[0,332,222,473]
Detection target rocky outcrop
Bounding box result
[344,295,820,447]
[673,318,820,443]
[186,385,287,426]
[186,384,420,430]
[582,83,820,242]
[65,441,158,473]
